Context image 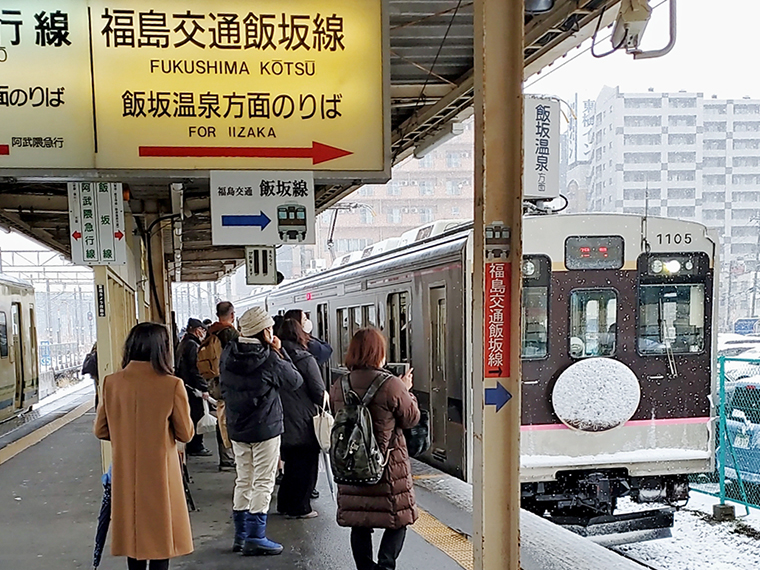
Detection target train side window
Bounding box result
[351,307,362,335]
[317,304,328,341]
[387,293,410,362]
[0,312,7,358]
[638,284,705,354]
[363,305,377,327]
[522,256,550,359]
[569,289,617,358]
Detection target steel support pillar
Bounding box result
[473,1,523,569]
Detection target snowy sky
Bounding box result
[526,0,760,104]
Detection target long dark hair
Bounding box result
[122,322,173,375]
[278,318,310,348]
[283,309,304,324]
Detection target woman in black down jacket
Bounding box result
[220,307,303,557]
[276,318,326,518]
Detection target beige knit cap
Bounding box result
[239,306,274,338]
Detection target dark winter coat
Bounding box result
[307,336,333,366]
[82,351,98,380]
[280,339,326,449]
[220,337,303,443]
[330,368,420,530]
[174,334,207,423]
[208,322,239,350]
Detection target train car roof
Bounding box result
[0,273,34,290]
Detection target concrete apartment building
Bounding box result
[566,86,760,327]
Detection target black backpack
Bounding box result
[330,373,389,486]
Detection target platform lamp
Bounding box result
[525,0,554,14]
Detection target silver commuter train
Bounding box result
[265,213,717,526]
[0,274,39,421]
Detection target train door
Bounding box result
[11,302,24,409]
[429,287,447,458]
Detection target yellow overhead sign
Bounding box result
[0,0,388,176]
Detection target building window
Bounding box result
[669,115,696,127]
[624,152,660,164]
[624,134,662,146]
[705,105,727,115]
[624,98,662,109]
[735,104,760,115]
[360,209,374,224]
[734,156,760,167]
[419,180,435,196]
[357,186,375,196]
[703,192,724,203]
[703,209,725,221]
[668,152,696,163]
[418,154,435,168]
[419,208,434,223]
[624,115,661,127]
[624,171,661,182]
[703,174,725,186]
[703,156,726,168]
[451,206,461,216]
[733,174,760,185]
[668,188,696,200]
[704,122,727,132]
[668,134,696,145]
[734,139,760,150]
[623,207,646,215]
[735,122,760,132]
[387,208,402,224]
[387,181,402,196]
[446,151,462,168]
[669,98,697,108]
[445,180,464,195]
[731,243,757,254]
[668,206,696,218]
[733,192,760,203]
[705,140,727,150]
[667,170,696,182]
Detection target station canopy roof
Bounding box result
[0,0,621,281]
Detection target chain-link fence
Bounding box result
[691,356,760,511]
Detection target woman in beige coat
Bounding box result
[94,323,195,570]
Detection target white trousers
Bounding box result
[231,436,280,513]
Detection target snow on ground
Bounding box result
[615,493,760,570]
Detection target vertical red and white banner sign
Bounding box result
[484,261,511,378]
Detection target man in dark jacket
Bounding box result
[175,318,211,456]
[204,301,240,470]
[220,306,303,557]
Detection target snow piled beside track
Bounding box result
[615,494,760,570]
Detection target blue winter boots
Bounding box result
[242,512,283,556]
[232,510,247,552]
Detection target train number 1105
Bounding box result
[656,233,692,245]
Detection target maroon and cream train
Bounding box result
[260,213,717,525]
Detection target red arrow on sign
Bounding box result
[0,144,9,155]
[114,230,124,240]
[72,231,82,240]
[138,141,353,165]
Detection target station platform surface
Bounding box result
[0,384,645,570]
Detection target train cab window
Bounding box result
[569,290,617,358]
[522,256,550,359]
[388,293,410,362]
[0,312,7,358]
[638,284,705,354]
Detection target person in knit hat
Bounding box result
[220,307,303,556]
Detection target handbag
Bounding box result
[196,399,218,435]
[312,391,334,452]
[404,409,430,458]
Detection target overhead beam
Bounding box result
[0,209,70,256]
[0,194,69,212]
[181,248,245,262]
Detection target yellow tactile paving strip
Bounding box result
[0,399,93,466]
[411,507,474,570]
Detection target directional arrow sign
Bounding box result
[72,231,82,240]
[222,212,271,229]
[114,230,124,240]
[485,382,512,412]
[139,142,353,166]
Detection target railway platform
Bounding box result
[0,385,646,570]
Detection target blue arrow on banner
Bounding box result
[221,211,271,229]
[485,382,512,412]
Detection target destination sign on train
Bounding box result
[0,0,387,176]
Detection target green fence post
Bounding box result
[718,355,726,506]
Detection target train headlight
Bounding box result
[685,260,694,271]
[665,260,681,274]
[523,260,537,277]
[651,259,663,274]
